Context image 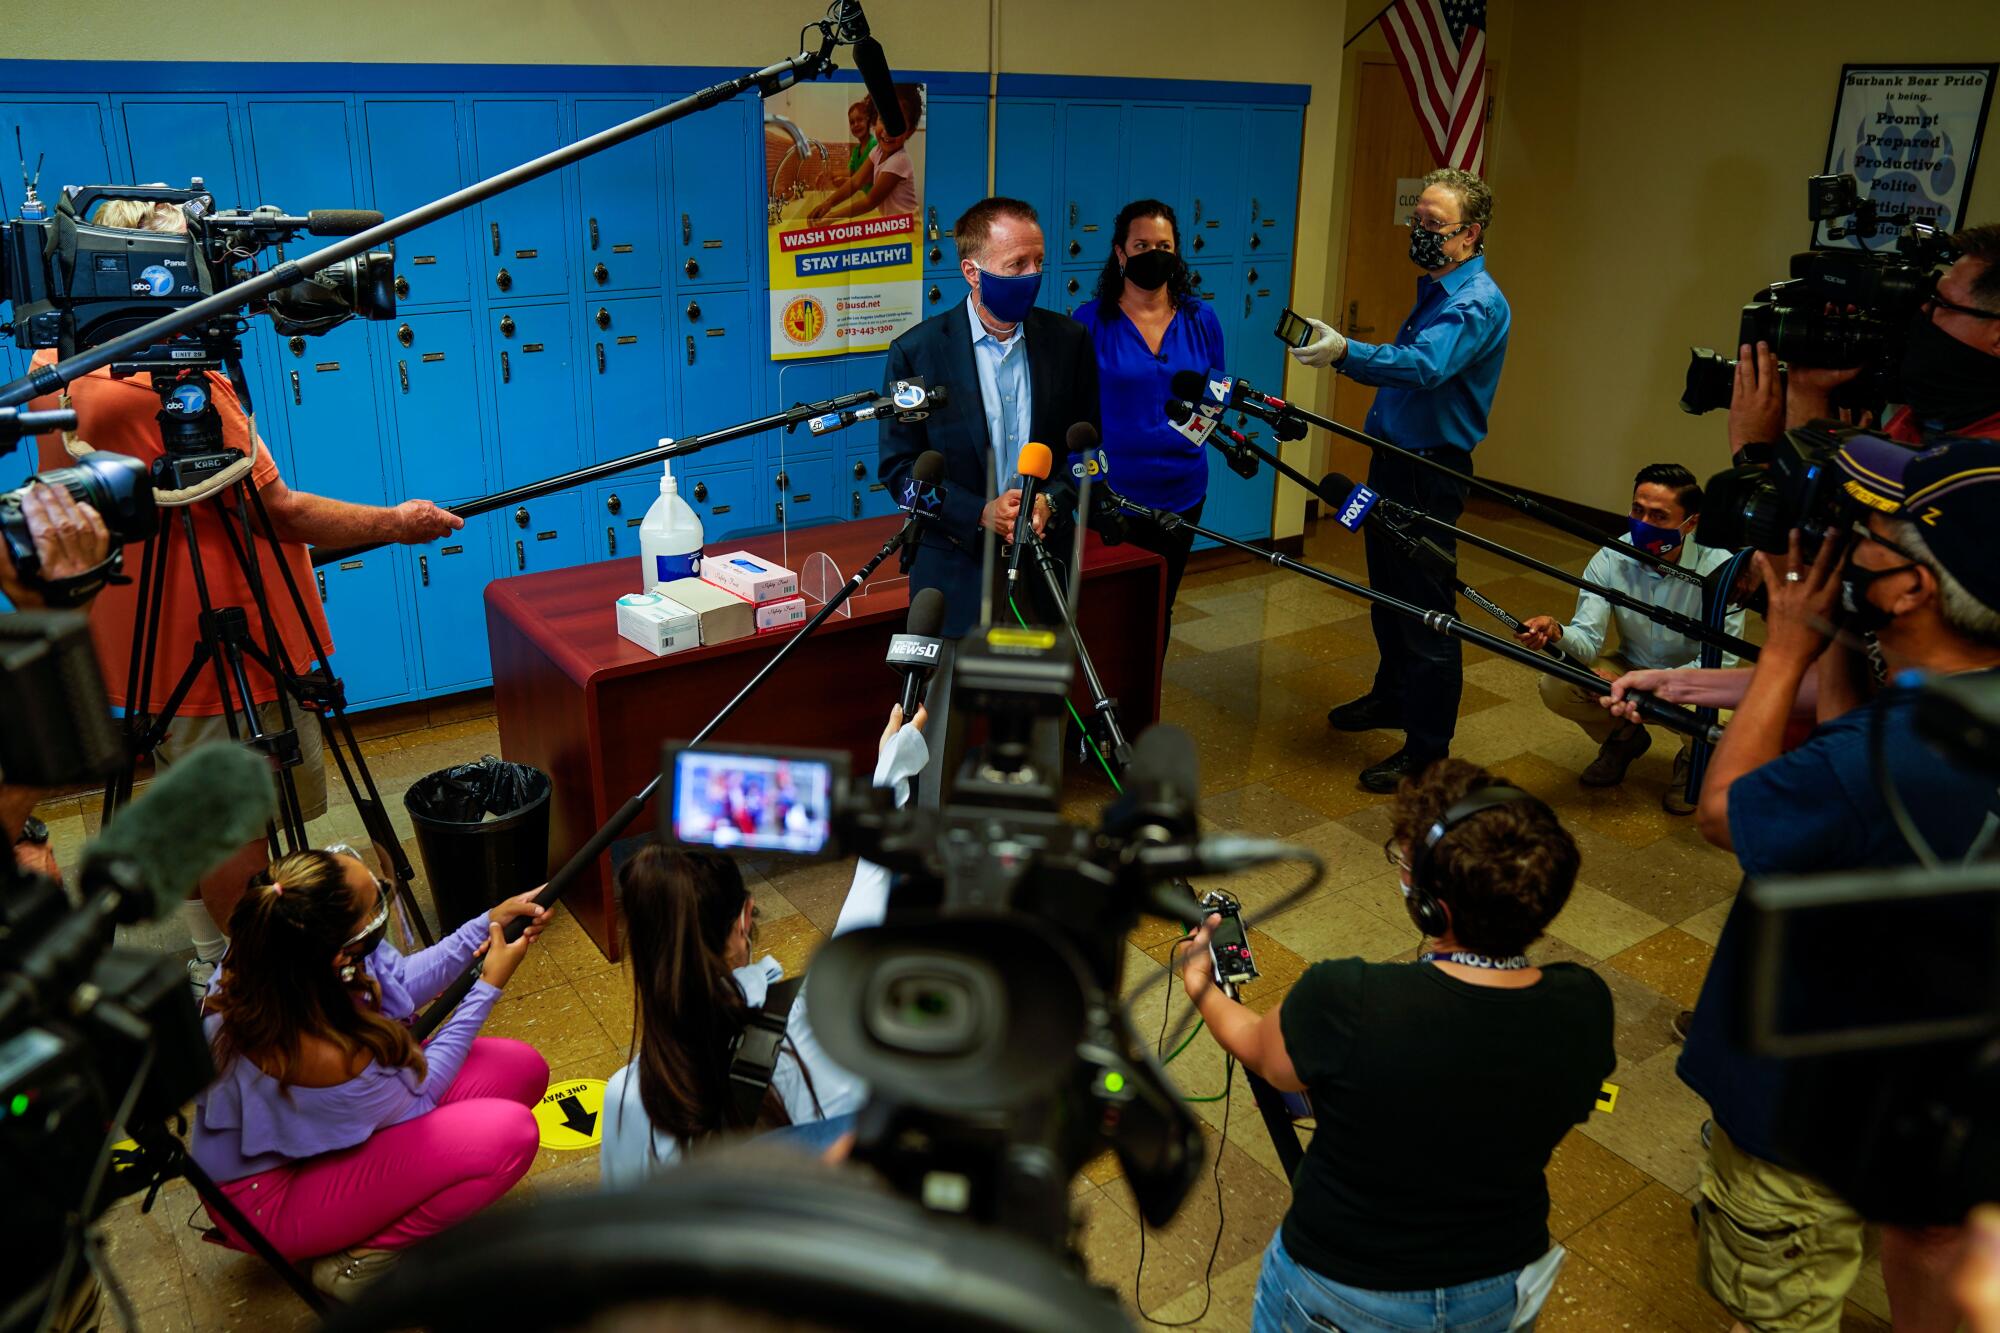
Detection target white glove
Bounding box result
[1290,316,1347,368]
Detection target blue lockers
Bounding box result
[0,66,1304,707]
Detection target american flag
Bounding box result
[1379,0,1487,174]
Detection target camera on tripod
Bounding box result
[1680,172,1956,415]
[0,180,394,367]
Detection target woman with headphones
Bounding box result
[1178,758,1614,1333]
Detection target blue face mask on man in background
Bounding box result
[1627,516,1689,556]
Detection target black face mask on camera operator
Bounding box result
[1900,298,2000,431]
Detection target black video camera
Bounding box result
[1695,420,1865,554]
[0,180,394,371]
[1681,172,1956,415]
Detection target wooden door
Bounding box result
[1330,61,1437,480]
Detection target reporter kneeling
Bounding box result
[1180,759,1615,1333]
[193,848,550,1297]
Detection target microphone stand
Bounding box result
[1234,392,1705,586]
[1013,524,1135,772]
[411,505,934,1040]
[1105,492,1724,747]
[1217,430,1758,662]
[311,388,884,566]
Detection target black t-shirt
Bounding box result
[1278,958,1614,1290]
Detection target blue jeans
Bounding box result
[1252,1228,1535,1333]
[759,1112,856,1156]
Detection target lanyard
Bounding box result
[1418,950,1532,971]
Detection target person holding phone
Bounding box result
[1178,757,1612,1333]
[1071,199,1227,633]
[1286,167,1510,793]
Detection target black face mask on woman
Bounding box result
[1900,311,2000,429]
[1122,247,1182,292]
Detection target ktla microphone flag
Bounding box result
[765,81,927,360]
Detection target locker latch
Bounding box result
[596,343,606,374]
[852,491,862,518]
[589,216,600,250]
[595,308,612,330]
[419,555,430,587]
[514,507,530,528]
[501,351,510,384]
[926,206,939,241]
[399,361,410,394]
[516,540,525,571]
[495,267,513,292]
[491,221,501,256]
[1068,201,1078,228]
[686,335,695,366]
[686,300,701,322]
[681,212,691,244]
[607,526,617,555]
[593,263,609,285]
[289,370,301,406]
[316,570,327,602]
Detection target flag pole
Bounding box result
[1342,0,1396,48]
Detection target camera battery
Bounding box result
[656,577,754,647]
[615,591,700,657]
[703,550,798,604]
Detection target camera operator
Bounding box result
[1514,464,1744,813]
[1731,224,2000,453]
[1177,758,1612,1333]
[1677,437,2000,1333]
[1289,168,1511,792]
[1,480,112,878]
[27,196,466,993]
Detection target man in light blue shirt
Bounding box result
[968,292,1032,492]
[1515,464,1745,813]
[1289,167,1511,793]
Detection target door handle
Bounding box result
[289,370,301,406]
[596,342,606,374]
[490,221,501,256]
[419,554,430,587]
[682,212,692,244]
[495,267,512,292]
[516,540,525,571]
[1244,294,1253,318]
[399,361,410,394]
[500,351,510,383]
[589,216,599,250]
[1346,300,1374,336]
[686,335,695,365]
[316,570,327,602]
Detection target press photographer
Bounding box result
[27,196,465,993]
[1679,436,2000,1333]
[1177,759,1612,1333]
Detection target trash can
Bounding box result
[403,756,552,927]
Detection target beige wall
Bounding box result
[12,0,1352,540]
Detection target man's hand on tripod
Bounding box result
[392,500,464,544]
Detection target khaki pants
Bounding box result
[1537,651,1689,752]
[1695,1123,1865,1333]
[150,700,329,822]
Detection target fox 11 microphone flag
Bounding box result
[765,81,928,360]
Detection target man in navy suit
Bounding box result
[879,197,1100,639]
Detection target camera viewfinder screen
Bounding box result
[673,750,833,855]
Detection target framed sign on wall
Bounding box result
[1818,63,1996,250]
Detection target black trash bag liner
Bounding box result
[405,755,551,825]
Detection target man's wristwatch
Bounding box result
[15,815,49,847]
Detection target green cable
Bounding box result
[1007,595,1123,793]
[1162,1018,1204,1066]
[1181,1092,1231,1103]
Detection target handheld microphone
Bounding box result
[82,741,278,917]
[807,381,948,437]
[1066,421,1127,543]
[1321,470,1454,581]
[887,587,947,719]
[1006,441,1053,588]
[894,449,947,519]
[1172,369,1308,443]
[306,209,386,236]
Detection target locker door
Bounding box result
[410,514,497,691]
[674,288,751,438]
[491,303,580,488]
[473,100,569,300]
[585,296,669,467]
[994,100,1057,233]
[772,452,835,530]
[1187,106,1247,259]
[271,320,386,506]
[590,479,650,564]
[843,449,897,521]
[502,491,586,576]
[682,468,754,544]
[120,100,244,205]
[1055,267,1095,315]
[314,550,410,708]
[0,101,111,213]
[920,97,990,271]
[247,100,358,212]
[1237,259,1294,395]
[922,270,970,321]
[383,311,486,504]
[669,98,751,287]
[363,101,470,306]
[1059,103,1123,265]
[575,98,662,294]
[1122,103,1188,229]
[1245,107,1303,258]
[1187,259,1242,345]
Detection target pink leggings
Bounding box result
[208,1037,547,1259]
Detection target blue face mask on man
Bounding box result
[974,266,1042,324]
[1627,516,1689,556]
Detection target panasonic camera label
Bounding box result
[1337,485,1380,532]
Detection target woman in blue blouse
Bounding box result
[1071,199,1227,633]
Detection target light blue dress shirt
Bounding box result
[1339,254,1510,451]
[966,294,1032,489]
[1555,536,1745,671]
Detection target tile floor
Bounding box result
[41,499,1899,1331]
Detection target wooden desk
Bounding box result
[486,518,1166,961]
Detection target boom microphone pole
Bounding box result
[1101,489,1724,747]
[1168,370,1702,586]
[411,449,950,1041]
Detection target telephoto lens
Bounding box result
[0,451,159,550]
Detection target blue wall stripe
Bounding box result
[995,73,1310,105]
[0,60,991,97]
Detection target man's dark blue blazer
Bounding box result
[878,302,1100,638]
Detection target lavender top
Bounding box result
[191,913,501,1183]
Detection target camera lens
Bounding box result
[1680,347,1736,416]
[2,452,158,545]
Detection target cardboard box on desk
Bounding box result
[704,550,798,605]
[657,577,755,646]
[754,594,807,633]
[616,591,701,657]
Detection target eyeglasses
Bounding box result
[1846,519,1925,565]
[325,843,393,955]
[1405,215,1469,237]
[1922,291,2000,322]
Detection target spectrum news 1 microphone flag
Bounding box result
[765,79,929,361]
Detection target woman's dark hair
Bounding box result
[1388,759,1579,957]
[209,849,425,1088]
[620,846,811,1148]
[1092,198,1195,314]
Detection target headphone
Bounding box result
[1400,784,1545,938]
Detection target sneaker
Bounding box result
[1580,724,1651,787]
[1359,747,1437,794]
[187,957,218,1000]
[1327,693,1404,732]
[311,1247,398,1300]
[1671,1008,1695,1043]
[1662,747,1696,816]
